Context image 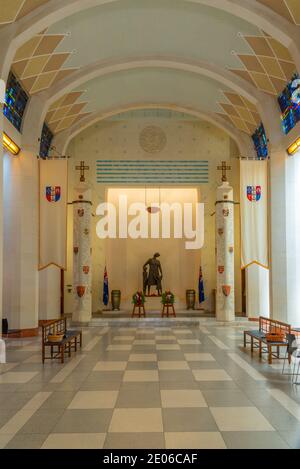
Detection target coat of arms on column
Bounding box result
[222,285,231,297]
[76,286,86,298]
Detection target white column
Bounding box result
[72,185,92,323]
[2,96,42,332]
[0,107,3,332]
[3,148,39,330]
[216,181,235,322]
[39,267,61,320]
[285,149,300,327]
[270,148,288,323]
[246,264,270,319]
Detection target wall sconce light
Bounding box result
[287,137,300,156]
[3,132,20,156]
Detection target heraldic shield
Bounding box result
[247,185,261,202]
[77,286,86,298]
[222,285,231,297]
[46,186,61,203]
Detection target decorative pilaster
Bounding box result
[216,182,235,322]
[72,186,92,323]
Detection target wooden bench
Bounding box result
[244,316,291,364]
[42,318,82,364]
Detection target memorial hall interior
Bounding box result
[1,0,300,450]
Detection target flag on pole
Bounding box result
[103,266,109,306]
[199,267,205,303]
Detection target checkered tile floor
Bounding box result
[1,322,300,449]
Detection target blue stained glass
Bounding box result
[3,72,28,132]
[278,72,300,135]
[39,123,53,158]
[252,123,268,159]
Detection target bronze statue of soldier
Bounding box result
[143,253,163,296]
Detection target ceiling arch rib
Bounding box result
[51,103,253,159]
[39,58,268,141]
[41,57,265,115]
[1,0,299,82]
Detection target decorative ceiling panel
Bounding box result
[229,31,297,95]
[45,91,91,134]
[11,29,78,94]
[217,92,261,135]
[0,0,49,25]
[257,0,300,25]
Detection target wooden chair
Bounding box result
[162,303,176,318]
[132,305,146,318]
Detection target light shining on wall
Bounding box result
[2,132,20,156]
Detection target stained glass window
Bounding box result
[39,123,54,158]
[278,72,300,135]
[3,72,28,132]
[252,123,268,159]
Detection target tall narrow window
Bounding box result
[278,73,300,135]
[39,123,54,158]
[3,72,28,132]
[252,123,268,159]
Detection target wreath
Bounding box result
[162,291,175,305]
[132,291,146,306]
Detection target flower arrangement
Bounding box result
[162,290,175,305]
[132,291,146,306]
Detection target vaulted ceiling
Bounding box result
[1,0,300,141]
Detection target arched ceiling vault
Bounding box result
[1,0,300,83]
[39,66,265,141]
[38,57,268,136]
[1,0,300,149]
[51,103,253,157]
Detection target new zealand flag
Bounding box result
[103,266,109,306]
[199,267,205,304]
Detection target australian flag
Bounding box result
[199,267,205,304]
[103,266,109,306]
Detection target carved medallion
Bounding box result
[139,126,167,154]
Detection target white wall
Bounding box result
[39,266,61,320]
[64,116,242,314]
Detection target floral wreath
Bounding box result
[162,290,175,305]
[132,291,146,306]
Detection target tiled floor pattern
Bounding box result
[1,321,300,449]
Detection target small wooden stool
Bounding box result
[161,303,176,318]
[132,305,146,318]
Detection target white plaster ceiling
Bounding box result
[4,0,300,139]
[48,0,258,71]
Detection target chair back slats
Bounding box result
[42,318,67,344]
